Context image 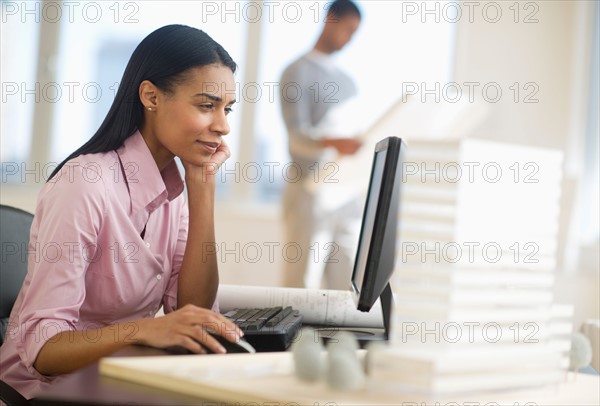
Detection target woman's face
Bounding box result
[142,64,236,170]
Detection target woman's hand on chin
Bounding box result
[182,139,231,182]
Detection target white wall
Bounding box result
[454,2,582,149]
[215,203,283,287]
[451,1,599,329]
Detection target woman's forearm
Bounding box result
[177,172,219,309]
[33,319,148,375]
[34,305,244,375]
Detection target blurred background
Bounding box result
[1,1,598,331]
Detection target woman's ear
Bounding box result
[139,80,159,111]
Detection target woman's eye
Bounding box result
[199,104,214,110]
[225,107,233,115]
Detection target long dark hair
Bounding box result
[48,24,237,181]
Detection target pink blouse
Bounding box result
[0,131,191,398]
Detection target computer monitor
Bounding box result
[350,136,404,339]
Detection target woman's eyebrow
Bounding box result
[193,92,222,101]
[193,92,236,104]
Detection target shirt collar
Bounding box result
[305,49,338,73]
[116,131,184,214]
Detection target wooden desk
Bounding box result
[33,345,600,406]
[32,346,208,405]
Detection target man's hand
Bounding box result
[321,137,363,155]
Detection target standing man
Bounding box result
[279,0,363,289]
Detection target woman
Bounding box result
[0,24,242,399]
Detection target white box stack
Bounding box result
[371,138,571,394]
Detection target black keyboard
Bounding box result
[223,306,303,352]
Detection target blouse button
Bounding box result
[145,242,151,248]
[156,274,162,280]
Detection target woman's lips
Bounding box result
[196,140,219,154]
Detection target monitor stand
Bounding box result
[314,283,393,347]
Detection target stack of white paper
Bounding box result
[398,138,564,271]
[374,139,570,394]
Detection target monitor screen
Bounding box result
[351,137,403,313]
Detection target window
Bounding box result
[2,0,456,201]
[0,0,40,167]
[49,1,246,164]
[582,3,599,244]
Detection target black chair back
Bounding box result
[0,205,33,345]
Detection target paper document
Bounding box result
[308,95,489,210]
[218,284,383,328]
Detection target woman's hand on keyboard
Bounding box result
[136,304,243,354]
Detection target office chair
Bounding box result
[0,205,33,344]
[0,380,29,406]
[0,205,33,406]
